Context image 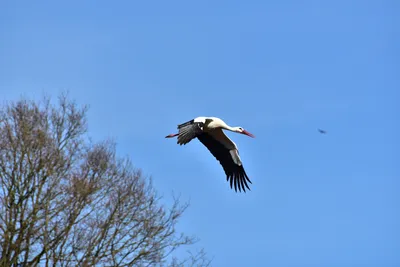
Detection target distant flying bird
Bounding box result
[318,129,327,134]
[165,117,255,192]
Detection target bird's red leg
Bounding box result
[165,133,179,138]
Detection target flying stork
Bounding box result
[165,117,255,192]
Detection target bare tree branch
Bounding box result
[0,93,210,267]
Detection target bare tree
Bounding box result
[0,94,211,267]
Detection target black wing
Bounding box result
[176,120,205,145]
[197,133,252,192]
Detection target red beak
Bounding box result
[242,130,255,138]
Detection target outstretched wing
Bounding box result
[197,132,252,192]
[176,119,205,145]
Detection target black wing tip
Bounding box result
[177,139,191,145]
[227,171,252,193]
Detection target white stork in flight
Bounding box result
[165,117,255,192]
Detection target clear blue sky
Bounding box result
[1,1,399,266]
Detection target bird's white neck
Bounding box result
[222,125,241,133]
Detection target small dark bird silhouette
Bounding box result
[318,129,327,134]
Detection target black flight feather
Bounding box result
[197,132,252,192]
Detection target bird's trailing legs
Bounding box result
[165,133,179,138]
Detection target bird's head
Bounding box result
[235,127,255,138]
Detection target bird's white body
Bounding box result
[166,116,254,192]
[194,116,236,131]
[194,117,241,161]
